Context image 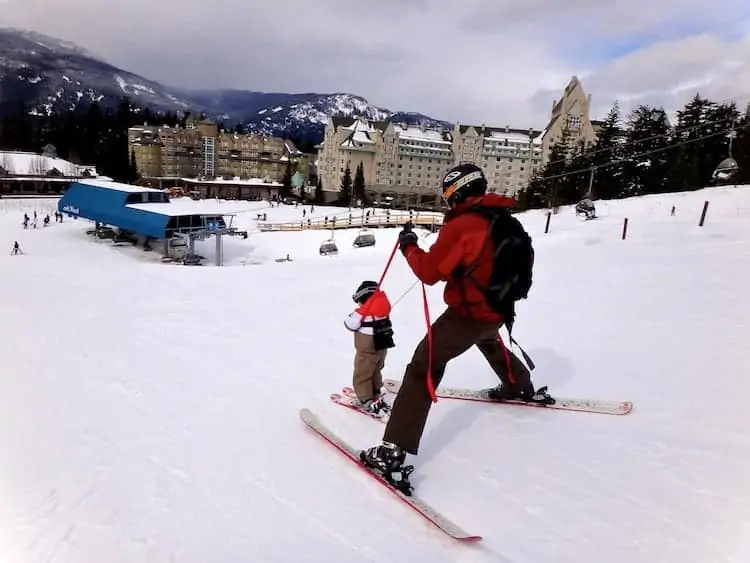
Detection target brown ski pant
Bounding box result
[352,332,386,402]
[382,307,533,455]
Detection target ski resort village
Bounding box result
[0,15,750,563]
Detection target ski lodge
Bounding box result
[57,178,246,265]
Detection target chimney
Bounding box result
[552,99,557,111]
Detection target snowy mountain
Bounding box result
[184,89,448,138]
[0,28,195,115]
[2,186,750,562]
[0,28,447,142]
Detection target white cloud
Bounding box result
[1,0,750,128]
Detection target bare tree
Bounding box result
[0,153,13,175]
[30,155,47,177]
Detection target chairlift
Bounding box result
[575,198,597,220]
[319,227,340,256]
[712,157,739,181]
[353,228,376,248]
[319,239,338,255]
[183,253,203,266]
[319,230,339,256]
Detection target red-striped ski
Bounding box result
[299,407,481,542]
[382,378,632,415]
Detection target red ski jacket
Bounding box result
[403,193,516,323]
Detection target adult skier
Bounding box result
[360,163,550,486]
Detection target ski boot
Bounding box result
[526,386,555,405]
[484,384,555,405]
[360,441,415,495]
[360,396,390,417]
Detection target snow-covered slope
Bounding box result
[1,188,750,562]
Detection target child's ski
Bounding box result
[299,408,482,542]
[382,379,632,415]
[329,391,390,423]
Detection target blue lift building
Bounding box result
[58,178,241,265]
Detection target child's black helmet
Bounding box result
[353,280,378,304]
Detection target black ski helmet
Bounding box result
[353,280,378,304]
[441,163,488,206]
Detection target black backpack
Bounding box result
[458,205,535,323]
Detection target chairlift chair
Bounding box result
[319,240,338,256]
[353,228,376,248]
[319,228,339,256]
[575,198,597,220]
[712,157,739,182]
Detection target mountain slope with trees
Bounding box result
[518,94,750,211]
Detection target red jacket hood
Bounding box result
[356,290,392,317]
[444,192,516,221]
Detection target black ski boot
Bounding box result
[360,442,415,495]
[484,384,555,405]
[526,386,555,405]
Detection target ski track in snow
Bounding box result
[0,191,749,561]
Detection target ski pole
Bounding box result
[391,279,419,309]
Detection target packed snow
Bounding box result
[1,187,750,562]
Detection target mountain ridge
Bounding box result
[0,27,449,144]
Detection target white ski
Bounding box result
[383,379,632,415]
[299,408,481,542]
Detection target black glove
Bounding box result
[398,221,418,255]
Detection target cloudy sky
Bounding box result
[2,0,750,127]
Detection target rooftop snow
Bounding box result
[393,125,451,144]
[181,177,283,187]
[486,130,541,144]
[125,201,245,217]
[0,150,97,176]
[77,178,164,194]
[341,130,374,147]
[341,120,376,133]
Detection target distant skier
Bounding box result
[10,241,21,255]
[360,163,550,487]
[344,281,395,414]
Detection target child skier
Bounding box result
[344,280,395,414]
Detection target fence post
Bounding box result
[699,201,709,227]
[544,211,552,234]
[622,217,628,240]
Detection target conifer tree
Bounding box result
[669,94,714,191]
[353,161,366,205]
[314,178,324,204]
[620,105,673,196]
[281,160,294,199]
[589,102,625,200]
[339,164,353,205]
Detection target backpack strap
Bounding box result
[505,316,535,371]
[462,205,536,371]
[457,206,517,319]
